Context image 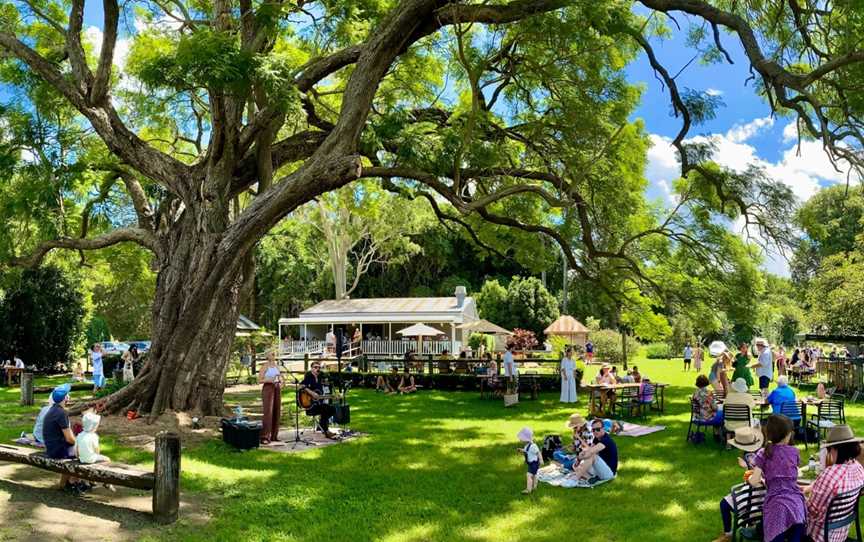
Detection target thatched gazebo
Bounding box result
[544,315,589,348]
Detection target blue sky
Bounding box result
[626,23,858,276]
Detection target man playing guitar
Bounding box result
[301,362,337,439]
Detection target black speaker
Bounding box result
[333,404,350,425]
[221,418,262,450]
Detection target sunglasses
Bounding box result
[592,427,603,432]
[311,365,321,370]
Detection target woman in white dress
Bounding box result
[560,347,578,403]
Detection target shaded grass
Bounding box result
[0,360,858,541]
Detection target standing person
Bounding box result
[325,328,336,355]
[776,346,787,377]
[753,338,774,396]
[732,343,754,389]
[585,340,594,364]
[503,344,517,378]
[89,343,105,393]
[804,425,864,542]
[301,361,337,439]
[258,351,282,444]
[42,384,84,493]
[747,414,806,542]
[121,344,137,383]
[517,427,542,495]
[13,354,24,368]
[709,351,731,394]
[683,343,693,372]
[559,347,577,403]
[694,344,704,373]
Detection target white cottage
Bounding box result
[278,287,478,357]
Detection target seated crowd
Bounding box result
[714,418,864,542]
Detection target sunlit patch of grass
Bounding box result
[2,358,862,541]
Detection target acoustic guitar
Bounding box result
[297,388,340,409]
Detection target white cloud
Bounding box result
[645,134,680,204]
[706,88,724,96]
[725,116,774,144]
[782,122,799,144]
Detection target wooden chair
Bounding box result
[730,482,765,541]
[822,487,863,542]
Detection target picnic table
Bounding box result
[4,367,23,386]
[584,382,668,417]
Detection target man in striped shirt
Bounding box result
[804,425,864,542]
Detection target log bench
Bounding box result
[0,432,180,523]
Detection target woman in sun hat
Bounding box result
[804,425,864,542]
[723,378,757,431]
[712,427,765,542]
[516,427,542,495]
[708,341,730,394]
[554,414,590,470]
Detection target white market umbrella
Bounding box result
[397,323,445,355]
[397,323,445,337]
[457,319,512,335]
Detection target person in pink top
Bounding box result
[804,425,864,542]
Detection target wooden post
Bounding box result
[304,353,309,373]
[20,373,33,406]
[153,432,181,524]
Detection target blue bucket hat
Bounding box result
[51,383,71,404]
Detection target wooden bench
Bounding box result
[0,432,180,523]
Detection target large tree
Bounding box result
[0,0,859,417]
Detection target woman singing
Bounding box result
[258,351,283,444]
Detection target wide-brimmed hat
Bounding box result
[731,378,748,394]
[821,425,864,449]
[754,337,769,347]
[566,414,587,429]
[601,363,611,369]
[709,341,727,357]
[517,427,534,442]
[728,427,764,452]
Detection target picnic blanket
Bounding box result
[536,464,615,489]
[617,422,665,437]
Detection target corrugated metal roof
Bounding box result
[301,297,471,315]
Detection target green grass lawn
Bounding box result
[0,360,859,541]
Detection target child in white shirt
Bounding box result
[517,427,542,494]
[75,411,115,491]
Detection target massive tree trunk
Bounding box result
[95,204,247,416]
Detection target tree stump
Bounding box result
[152,432,181,524]
[20,373,33,406]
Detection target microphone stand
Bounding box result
[290,373,313,449]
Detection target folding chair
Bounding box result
[730,482,765,541]
[779,401,808,449]
[638,382,656,418]
[613,386,639,418]
[687,397,719,444]
[807,399,846,446]
[822,487,863,542]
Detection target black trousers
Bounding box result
[307,403,335,432]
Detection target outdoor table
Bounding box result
[479,374,540,400]
[584,382,668,417]
[4,367,23,386]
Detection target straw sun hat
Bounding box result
[517,427,534,442]
[728,427,764,452]
[731,378,749,394]
[566,414,587,429]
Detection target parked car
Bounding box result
[99,341,129,356]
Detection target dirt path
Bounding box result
[0,463,207,542]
